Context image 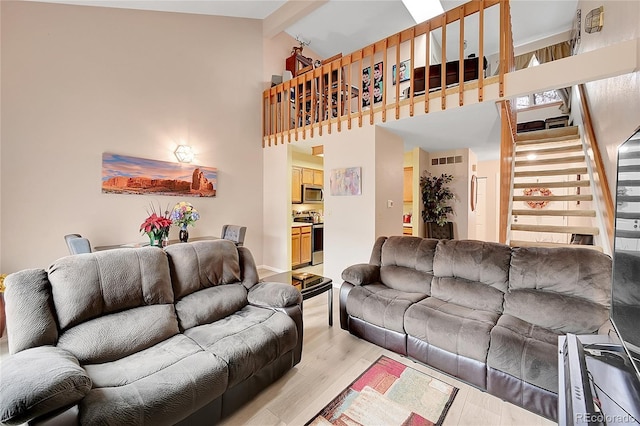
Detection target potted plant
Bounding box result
[420,172,455,239]
[140,203,173,247]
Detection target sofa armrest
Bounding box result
[248,281,302,308]
[341,264,380,286]
[0,346,91,426]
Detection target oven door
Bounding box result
[312,224,323,265]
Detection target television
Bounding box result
[612,125,640,382]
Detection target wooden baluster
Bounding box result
[357,51,363,128]
[326,64,332,134]
[478,0,485,103]
[337,60,342,132]
[459,5,465,107]
[499,0,505,97]
[441,12,447,111]
[284,80,291,143]
[303,73,309,140]
[409,28,415,117]
[425,21,430,114]
[369,49,374,125]
[293,79,299,141]
[394,35,401,120]
[347,56,353,130]
[382,38,387,123]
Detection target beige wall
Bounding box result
[477,159,500,242]
[577,0,640,197]
[375,127,404,238]
[1,1,264,272]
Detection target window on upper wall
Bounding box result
[515,55,563,109]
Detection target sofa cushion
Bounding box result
[0,346,91,426]
[509,246,611,307]
[379,236,438,293]
[48,247,174,331]
[57,305,179,364]
[433,240,512,293]
[504,289,609,334]
[184,305,298,388]
[487,314,560,393]
[431,240,511,313]
[4,269,58,354]
[79,334,227,425]
[247,281,303,308]
[165,240,242,300]
[404,297,500,363]
[346,283,428,333]
[175,284,248,330]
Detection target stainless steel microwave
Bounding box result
[302,184,324,203]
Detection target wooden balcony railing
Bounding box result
[262,0,514,146]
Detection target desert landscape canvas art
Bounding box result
[102,153,217,197]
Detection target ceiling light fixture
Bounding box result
[174,145,195,163]
[402,0,444,24]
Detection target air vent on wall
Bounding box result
[432,156,463,166]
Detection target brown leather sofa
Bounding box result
[339,236,611,421]
[1,240,303,425]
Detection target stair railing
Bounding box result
[575,84,614,252]
[498,99,517,244]
[262,0,511,146]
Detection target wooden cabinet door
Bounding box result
[301,168,314,185]
[300,226,312,264]
[313,169,324,186]
[403,226,413,235]
[292,167,302,203]
[403,167,413,203]
[291,227,301,265]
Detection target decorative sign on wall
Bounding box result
[101,153,217,197]
[330,167,362,196]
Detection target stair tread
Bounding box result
[515,144,583,156]
[516,126,579,142]
[511,224,600,234]
[512,209,596,217]
[513,181,590,189]
[513,194,593,201]
[515,155,585,167]
[514,167,588,177]
[510,240,603,252]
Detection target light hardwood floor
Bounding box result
[221,278,557,426]
[0,274,557,426]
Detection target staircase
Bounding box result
[509,126,604,251]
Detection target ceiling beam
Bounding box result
[263,0,328,39]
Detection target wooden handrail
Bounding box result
[498,99,517,244]
[262,0,508,144]
[577,84,614,245]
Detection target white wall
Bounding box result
[375,127,404,238]
[577,0,640,198]
[477,159,500,242]
[1,2,264,272]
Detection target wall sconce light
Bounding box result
[174,145,194,163]
[585,6,604,33]
[312,145,324,157]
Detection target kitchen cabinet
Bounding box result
[403,226,413,236]
[292,167,302,203]
[291,225,312,267]
[403,167,413,203]
[300,168,323,186]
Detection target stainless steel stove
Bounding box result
[293,214,324,265]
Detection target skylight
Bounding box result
[402,0,444,24]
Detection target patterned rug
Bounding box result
[307,356,458,426]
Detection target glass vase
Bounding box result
[179,224,189,243]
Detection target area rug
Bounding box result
[306,356,458,426]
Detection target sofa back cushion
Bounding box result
[432,240,512,313]
[379,236,438,294]
[165,240,248,329]
[506,247,611,333]
[48,247,178,363]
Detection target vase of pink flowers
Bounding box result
[140,204,173,247]
[171,202,200,243]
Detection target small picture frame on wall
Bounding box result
[330,167,362,196]
[392,60,411,85]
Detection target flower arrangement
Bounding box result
[171,202,200,229]
[140,203,173,246]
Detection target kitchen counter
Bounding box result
[403,223,413,227]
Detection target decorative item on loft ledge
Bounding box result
[140,203,172,247]
[171,201,200,243]
[101,153,217,198]
[585,6,604,33]
[420,172,455,239]
[174,145,195,163]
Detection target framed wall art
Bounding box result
[330,167,362,196]
[101,153,217,197]
[392,60,411,85]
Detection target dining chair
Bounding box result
[64,234,92,254]
[220,225,247,247]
